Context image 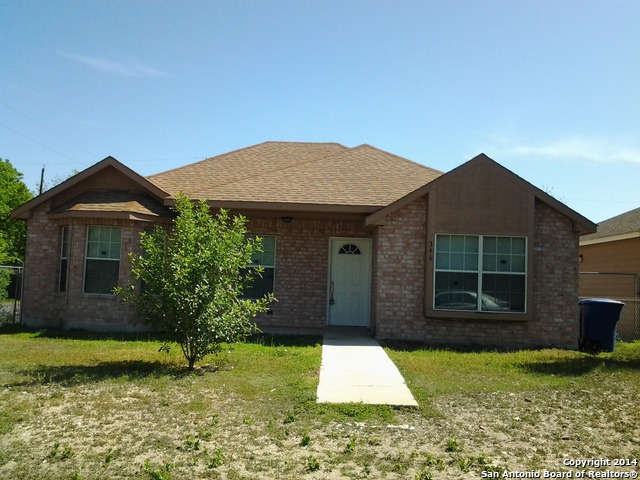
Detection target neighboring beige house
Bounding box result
[12,142,596,348]
[579,207,640,339]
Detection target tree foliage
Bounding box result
[0,158,33,299]
[117,195,275,369]
[0,158,33,264]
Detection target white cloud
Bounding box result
[59,51,170,78]
[488,136,640,164]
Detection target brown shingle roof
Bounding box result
[581,206,640,241]
[52,190,172,219]
[148,141,443,208]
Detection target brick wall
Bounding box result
[22,198,581,346]
[22,204,373,332]
[373,198,427,338]
[21,204,59,327]
[247,217,372,329]
[21,202,145,331]
[528,200,580,347]
[373,198,581,348]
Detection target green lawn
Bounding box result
[1,328,639,479]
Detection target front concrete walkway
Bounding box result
[316,328,418,407]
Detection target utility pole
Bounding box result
[39,165,45,195]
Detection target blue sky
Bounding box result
[2,1,639,223]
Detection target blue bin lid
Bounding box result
[579,298,625,305]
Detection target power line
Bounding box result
[0,122,85,164]
[0,99,99,160]
[0,121,89,167]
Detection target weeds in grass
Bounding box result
[207,448,225,469]
[60,446,74,460]
[306,455,320,472]
[48,442,60,459]
[445,437,463,452]
[415,468,433,480]
[46,442,73,461]
[300,433,311,447]
[183,435,200,451]
[422,453,445,470]
[392,461,408,474]
[366,436,381,446]
[344,436,357,453]
[458,454,497,473]
[335,402,395,423]
[143,459,173,480]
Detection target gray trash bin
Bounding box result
[579,298,625,352]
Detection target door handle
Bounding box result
[329,281,335,305]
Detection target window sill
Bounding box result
[82,293,118,299]
[425,309,530,322]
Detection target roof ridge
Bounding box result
[351,144,444,175]
[187,142,351,193]
[147,141,347,179]
[147,142,269,179]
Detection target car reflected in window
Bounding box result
[434,291,509,312]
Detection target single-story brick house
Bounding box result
[12,142,596,348]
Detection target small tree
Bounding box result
[117,195,275,369]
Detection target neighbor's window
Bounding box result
[244,235,275,298]
[434,234,526,313]
[84,226,121,295]
[58,226,69,293]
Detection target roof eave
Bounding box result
[10,156,170,220]
[162,197,382,215]
[580,231,640,246]
[48,210,173,223]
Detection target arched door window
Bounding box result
[339,243,361,255]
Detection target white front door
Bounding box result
[328,238,372,327]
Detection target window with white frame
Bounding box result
[84,226,121,295]
[243,235,275,299]
[58,226,69,293]
[434,234,526,313]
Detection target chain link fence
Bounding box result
[579,272,640,341]
[0,265,23,325]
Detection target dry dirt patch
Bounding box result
[1,378,639,479]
